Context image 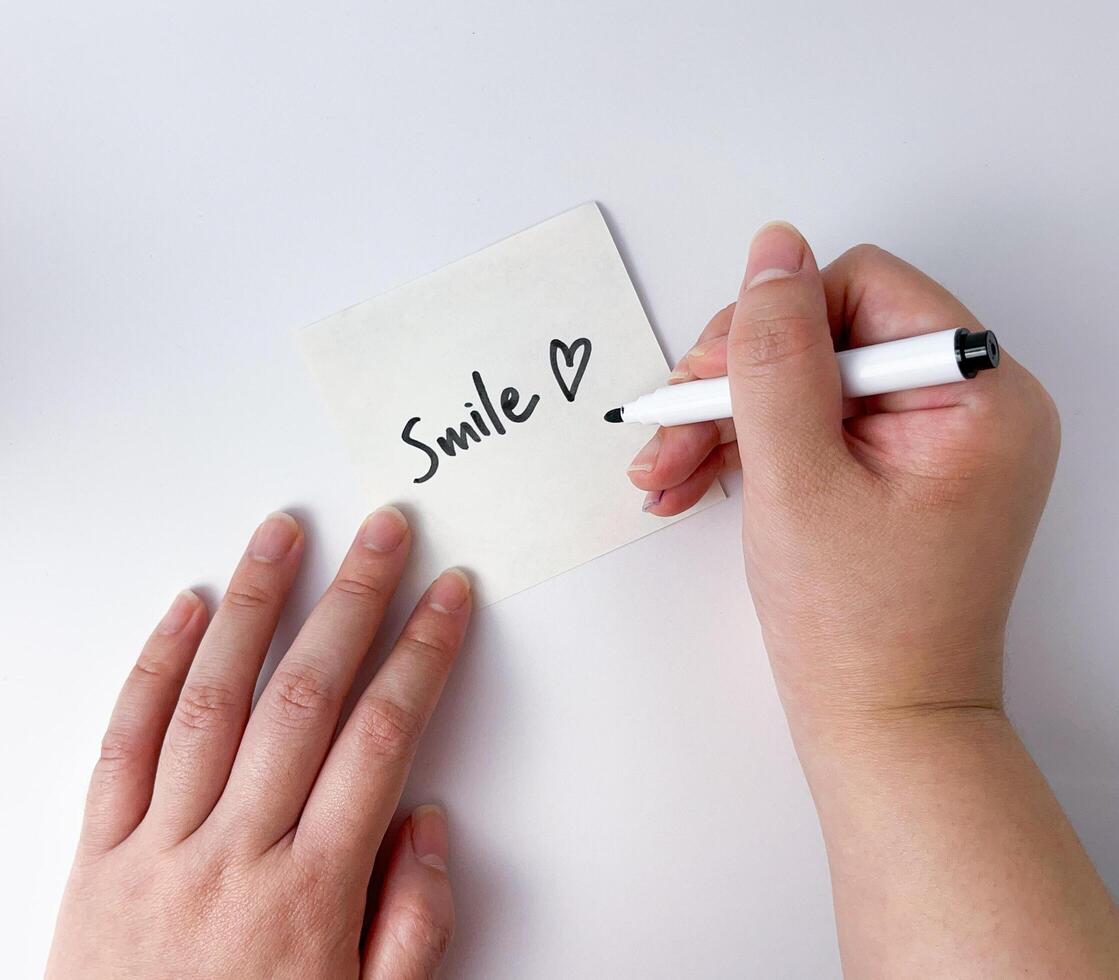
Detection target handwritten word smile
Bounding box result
[401,371,539,484]
[401,337,592,484]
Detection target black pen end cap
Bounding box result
[603,407,624,423]
[955,328,1000,377]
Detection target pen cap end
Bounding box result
[955,328,1000,377]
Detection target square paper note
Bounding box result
[298,203,724,606]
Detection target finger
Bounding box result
[642,442,730,517]
[728,221,847,497]
[626,423,718,492]
[844,350,1043,471]
[668,303,735,383]
[147,512,303,841]
[213,507,411,847]
[294,569,471,880]
[631,306,736,493]
[627,416,735,493]
[822,244,985,415]
[362,806,454,980]
[680,334,729,380]
[844,403,973,479]
[81,590,207,854]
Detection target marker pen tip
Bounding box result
[603,407,623,423]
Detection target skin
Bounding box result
[48,508,470,979]
[49,222,1119,978]
[629,221,1119,976]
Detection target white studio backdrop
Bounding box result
[2,2,1117,976]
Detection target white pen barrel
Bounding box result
[627,377,731,425]
[620,328,987,425]
[836,328,962,398]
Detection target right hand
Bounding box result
[629,222,1060,746]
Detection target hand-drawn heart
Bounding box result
[550,337,592,402]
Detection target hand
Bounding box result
[629,222,1059,738]
[48,509,471,979]
[629,224,1119,977]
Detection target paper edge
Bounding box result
[293,201,605,348]
[473,485,728,609]
[293,200,728,608]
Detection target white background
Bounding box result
[2,2,1117,976]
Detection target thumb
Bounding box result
[728,221,845,493]
[363,805,455,980]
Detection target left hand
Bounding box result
[47,508,471,979]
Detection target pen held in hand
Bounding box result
[604,327,999,426]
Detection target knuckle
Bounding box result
[975,366,1061,466]
[353,694,425,759]
[224,580,274,611]
[1041,390,1061,452]
[391,900,454,963]
[130,654,170,682]
[174,680,237,734]
[96,729,141,774]
[841,242,887,267]
[833,243,907,289]
[185,847,244,911]
[398,632,454,668]
[732,310,824,372]
[331,571,387,602]
[290,833,336,882]
[1025,373,1061,450]
[268,663,337,729]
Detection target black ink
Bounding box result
[549,338,592,402]
[472,371,506,435]
[467,405,491,436]
[402,417,440,484]
[402,370,542,483]
[501,386,539,422]
[437,421,482,456]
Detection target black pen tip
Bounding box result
[603,407,624,423]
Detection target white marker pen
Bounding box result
[604,327,1000,426]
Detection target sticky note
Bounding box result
[298,203,724,606]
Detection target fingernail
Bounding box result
[157,590,199,635]
[361,506,408,552]
[411,804,449,872]
[642,489,664,513]
[745,220,805,290]
[668,342,715,383]
[627,432,661,474]
[249,511,300,562]
[429,568,471,613]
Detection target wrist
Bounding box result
[784,697,1015,805]
[763,629,1007,760]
